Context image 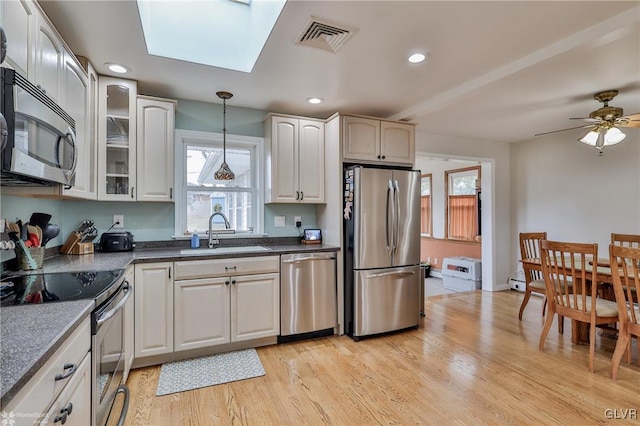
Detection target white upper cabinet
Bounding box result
[136,96,176,202]
[342,115,415,166]
[265,114,325,204]
[62,53,94,199]
[34,10,63,103]
[0,0,36,77]
[97,77,137,201]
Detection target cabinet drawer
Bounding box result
[5,317,91,421]
[174,256,280,280]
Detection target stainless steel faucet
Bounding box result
[208,212,231,248]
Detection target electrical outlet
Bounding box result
[434,257,438,264]
[294,216,302,228]
[113,214,124,229]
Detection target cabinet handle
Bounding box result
[131,187,135,199]
[231,280,236,285]
[168,267,172,279]
[54,402,73,424]
[296,191,299,200]
[300,191,304,201]
[225,266,237,270]
[55,363,77,381]
[170,187,173,199]
[225,280,230,286]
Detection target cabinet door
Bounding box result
[123,267,134,382]
[174,277,230,351]
[1,0,36,77]
[98,77,137,201]
[34,11,63,103]
[136,97,175,202]
[268,116,298,202]
[231,273,279,342]
[298,119,325,203]
[62,53,91,199]
[380,121,415,166]
[342,116,380,162]
[40,353,91,426]
[134,262,173,358]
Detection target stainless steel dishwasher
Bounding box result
[279,252,337,342]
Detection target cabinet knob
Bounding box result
[377,155,381,159]
[381,155,386,159]
[225,280,230,285]
[231,280,236,285]
[54,403,72,424]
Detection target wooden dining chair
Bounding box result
[538,240,619,372]
[611,233,640,249]
[518,232,549,319]
[609,244,640,379]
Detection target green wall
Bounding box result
[1,98,317,244]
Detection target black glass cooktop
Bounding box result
[0,270,124,308]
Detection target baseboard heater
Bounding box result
[509,278,544,296]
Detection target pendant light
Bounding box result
[214,91,235,180]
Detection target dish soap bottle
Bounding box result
[191,230,200,249]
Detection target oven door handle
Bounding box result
[96,282,131,327]
[113,384,130,426]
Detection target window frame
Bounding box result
[444,165,481,241]
[174,129,264,237]
[420,173,432,237]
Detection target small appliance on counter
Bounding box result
[99,231,135,252]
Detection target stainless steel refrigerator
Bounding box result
[344,166,421,340]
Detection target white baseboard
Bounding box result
[429,270,442,279]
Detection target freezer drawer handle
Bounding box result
[367,270,416,279]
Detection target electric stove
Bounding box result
[0,270,125,308]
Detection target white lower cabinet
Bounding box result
[40,353,91,426]
[123,266,135,381]
[134,262,174,358]
[173,256,280,352]
[174,277,230,351]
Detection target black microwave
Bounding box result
[0,67,77,186]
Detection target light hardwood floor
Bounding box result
[124,291,639,425]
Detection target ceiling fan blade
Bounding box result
[616,112,640,128]
[534,124,594,137]
[569,117,601,123]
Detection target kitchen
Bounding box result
[1,1,640,425]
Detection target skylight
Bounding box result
[136,0,287,73]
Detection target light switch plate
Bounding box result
[274,216,285,227]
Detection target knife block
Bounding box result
[70,242,94,255]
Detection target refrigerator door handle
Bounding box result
[366,270,417,279]
[393,179,400,257]
[386,179,393,257]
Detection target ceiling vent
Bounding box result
[295,16,357,53]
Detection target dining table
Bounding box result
[520,257,617,345]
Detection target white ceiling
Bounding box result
[40,0,640,144]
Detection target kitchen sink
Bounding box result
[179,246,271,255]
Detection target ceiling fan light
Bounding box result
[578,130,599,146]
[603,127,626,146]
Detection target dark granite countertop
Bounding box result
[0,238,339,408]
[0,300,94,407]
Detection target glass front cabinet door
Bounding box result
[98,77,137,201]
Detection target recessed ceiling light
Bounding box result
[106,63,130,74]
[306,97,323,104]
[408,53,426,64]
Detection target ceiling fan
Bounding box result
[535,90,640,154]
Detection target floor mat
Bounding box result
[155,348,265,396]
